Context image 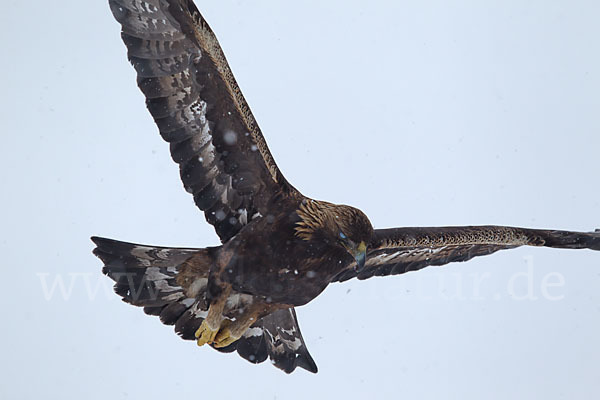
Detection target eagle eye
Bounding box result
[339,232,347,240]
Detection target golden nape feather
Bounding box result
[295,199,372,242]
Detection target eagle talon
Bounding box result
[213,328,240,348]
[195,320,219,346]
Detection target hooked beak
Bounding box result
[351,241,367,272]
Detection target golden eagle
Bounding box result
[93,0,600,374]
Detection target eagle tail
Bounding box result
[91,236,205,329]
[92,237,318,373]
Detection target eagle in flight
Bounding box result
[94,0,600,374]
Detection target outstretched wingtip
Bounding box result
[586,229,600,250]
[541,229,600,251]
[90,236,116,247]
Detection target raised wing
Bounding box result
[109,0,298,242]
[333,226,600,282]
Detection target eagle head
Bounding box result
[295,199,373,271]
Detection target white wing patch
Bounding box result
[265,329,302,352]
[366,246,448,267]
[243,327,264,338]
[187,277,208,297]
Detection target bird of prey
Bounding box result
[94,0,600,374]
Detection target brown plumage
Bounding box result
[93,0,600,374]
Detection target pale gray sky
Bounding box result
[2,1,600,399]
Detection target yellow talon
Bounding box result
[213,328,240,348]
[195,320,218,346]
